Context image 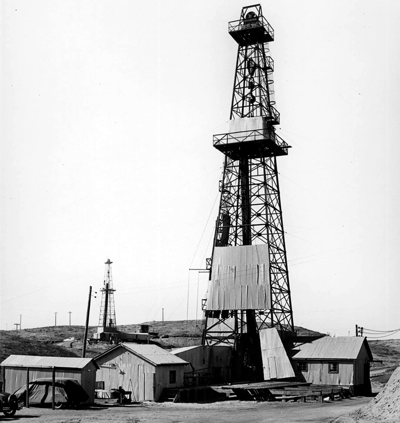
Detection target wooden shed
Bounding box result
[0,355,98,403]
[172,345,232,385]
[94,343,188,402]
[291,336,373,395]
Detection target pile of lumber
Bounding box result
[269,384,351,403]
[223,381,352,402]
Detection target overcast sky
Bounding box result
[2,0,400,340]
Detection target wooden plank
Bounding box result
[223,381,310,390]
[274,395,305,402]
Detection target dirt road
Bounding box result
[6,397,372,423]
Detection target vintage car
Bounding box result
[13,378,89,409]
[0,390,19,416]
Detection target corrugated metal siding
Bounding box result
[206,245,271,310]
[96,348,156,401]
[295,361,354,386]
[259,328,295,380]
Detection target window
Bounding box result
[95,381,105,390]
[298,362,308,372]
[169,370,177,384]
[328,362,339,373]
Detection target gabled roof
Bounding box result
[0,355,99,369]
[94,343,188,367]
[292,336,373,361]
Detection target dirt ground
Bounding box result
[4,397,372,423]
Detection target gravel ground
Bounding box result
[5,397,372,423]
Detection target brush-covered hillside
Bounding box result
[1,321,399,385]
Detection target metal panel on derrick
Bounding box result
[206,245,271,311]
[259,328,295,380]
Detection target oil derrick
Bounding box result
[202,5,294,381]
[98,259,117,335]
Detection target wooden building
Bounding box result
[291,336,373,395]
[172,345,232,385]
[94,343,188,402]
[0,355,98,403]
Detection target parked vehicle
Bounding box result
[0,391,19,416]
[13,378,89,409]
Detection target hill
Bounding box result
[369,339,400,368]
[0,330,79,363]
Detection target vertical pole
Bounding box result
[82,286,92,358]
[52,367,56,410]
[2,367,5,391]
[143,366,146,401]
[54,312,57,327]
[26,367,30,408]
[103,283,109,331]
[186,271,190,325]
[162,308,164,323]
[20,314,22,330]
[355,324,358,337]
[69,311,72,326]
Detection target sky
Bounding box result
[1,0,400,339]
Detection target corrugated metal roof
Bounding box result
[120,343,188,366]
[292,336,372,360]
[0,355,97,369]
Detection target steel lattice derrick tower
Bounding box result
[203,5,294,375]
[98,258,117,332]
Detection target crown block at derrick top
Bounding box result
[228,15,274,46]
[213,117,290,159]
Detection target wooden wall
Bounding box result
[95,347,185,401]
[353,345,370,385]
[293,344,372,392]
[3,365,97,403]
[174,346,232,382]
[294,360,354,386]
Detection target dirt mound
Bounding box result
[352,365,400,422]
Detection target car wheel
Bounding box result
[3,408,16,417]
[3,396,18,416]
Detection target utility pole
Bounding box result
[82,286,92,358]
[69,311,72,326]
[162,308,164,323]
[54,312,57,327]
[20,314,22,330]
